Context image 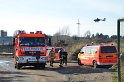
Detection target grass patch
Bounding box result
[112,60,124,82]
[112,69,117,82]
[120,60,124,82]
[112,64,118,82]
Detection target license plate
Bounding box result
[106,56,113,58]
[28,57,36,61]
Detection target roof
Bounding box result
[18,33,45,37]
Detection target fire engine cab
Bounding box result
[13,30,47,69]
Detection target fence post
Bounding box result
[117,19,121,82]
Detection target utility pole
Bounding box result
[77,19,81,37]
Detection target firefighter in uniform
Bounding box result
[49,48,55,67]
[62,51,68,66]
[59,48,63,67]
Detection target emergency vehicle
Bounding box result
[54,47,64,61]
[46,47,64,61]
[78,44,117,68]
[13,30,47,69]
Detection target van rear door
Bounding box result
[99,46,117,64]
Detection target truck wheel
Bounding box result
[78,59,83,66]
[16,64,21,69]
[15,64,16,69]
[93,61,97,69]
[41,64,45,69]
[35,65,40,69]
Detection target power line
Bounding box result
[76,19,81,37]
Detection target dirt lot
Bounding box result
[0,56,114,82]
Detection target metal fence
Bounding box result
[117,18,124,82]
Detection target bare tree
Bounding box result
[84,30,91,38]
[60,26,70,36]
[53,26,71,46]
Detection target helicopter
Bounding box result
[94,18,106,22]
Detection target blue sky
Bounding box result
[0,0,124,36]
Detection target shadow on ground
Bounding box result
[19,63,115,75]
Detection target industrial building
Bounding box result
[0,30,13,45]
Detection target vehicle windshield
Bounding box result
[101,46,117,53]
[19,37,45,46]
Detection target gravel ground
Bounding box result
[0,56,114,82]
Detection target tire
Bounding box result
[78,59,83,66]
[35,65,40,69]
[93,61,97,69]
[15,64,16,69]
[41,64,45,69]
[16,63,21,69]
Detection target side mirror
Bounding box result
[80,52,84,54]
[13,38,15,46]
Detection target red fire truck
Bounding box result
[13,30,47,69]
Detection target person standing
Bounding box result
[49,48,55,67]
[59,48,63,67]
[62,51,68,66]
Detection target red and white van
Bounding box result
[78,44,117,68]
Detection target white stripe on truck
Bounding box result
[20,47,45,51]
